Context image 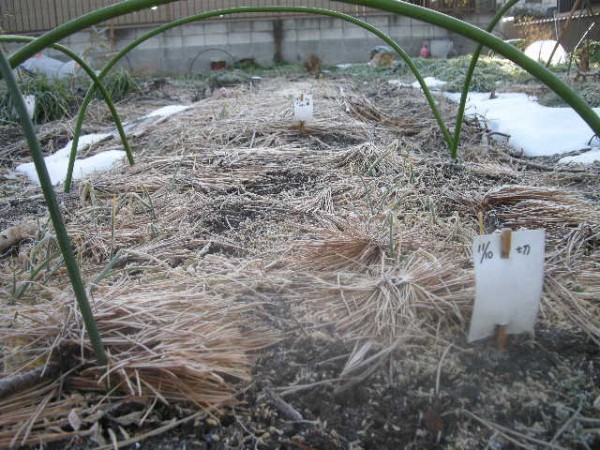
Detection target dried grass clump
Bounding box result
[543,276,600,347]
[481,185,582,209]
[495,199,600,228]
[343,94,388,123]
[332,141,402,176]
[0,382,83,448]
[458,185,599,230]
[295,187,334,214]
[294,251,471,344]
[288,218,388,272]
[0,282,271,446]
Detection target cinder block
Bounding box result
[205,33,228,46]
[389,25,413,39]
[229,32,250,45]
[253,20,273,32]
[320,28,343,41]
[251,32,272,44]
[343,26,369,39]
[284,29,297,41]
[181,23,206,36]
[432,26,449,38]
[410,24,434,39]
[229,21,251,33]
[183,34,205,47]
[366,15,389,28]
[204,22,227,34]
[163,34,183,48]
[390,15,412,27]
[282,19,296,31]
[298,29,317,42]
[296,18,319,30]
[137,37,161,50]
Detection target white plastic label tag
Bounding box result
[294,93,313,123]
[468,229,545,343]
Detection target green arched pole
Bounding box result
[0,35,134,165]
[0,47,107,365]
[62,7,452,192]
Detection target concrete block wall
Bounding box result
[42,13,494,74]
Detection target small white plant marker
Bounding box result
[294,92,313,126]
[468,229,546,349]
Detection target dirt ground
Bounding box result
[0,71,599,449]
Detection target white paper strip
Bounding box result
[468,229,545,343]
[294,93,313,123]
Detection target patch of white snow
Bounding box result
[411,77,447,89]
[144,105,191,119]
[445,92,600,158]
[558,148,600,165]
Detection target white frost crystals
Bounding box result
[15,104,193,186]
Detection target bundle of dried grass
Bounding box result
[0,281,272,446]
[331,141,402,176]
[295,187,334,214]
[288,218,387,272]
[292,251,471,344]
[0,382,85,448]
[481,185,582,209]
[343,94,386,123]
[543,275,600,347]
[495,199,600,228]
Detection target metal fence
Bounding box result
[1,0,479,34]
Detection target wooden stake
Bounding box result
[496,324,508,352]
[500,228,511,259]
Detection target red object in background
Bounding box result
[210,60,226,70]
[420,44,430,58]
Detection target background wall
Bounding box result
[45,12,494,74]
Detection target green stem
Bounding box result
[0,35,134,167]
[450,0,520,158]
[0,47,107,366]
[65,7,450,192]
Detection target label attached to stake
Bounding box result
[294,93,313,123]
[468,229,545,343]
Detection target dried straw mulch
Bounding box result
[1,76,599,448]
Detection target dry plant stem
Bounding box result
[462,410,568,450]
[0,47,107,365]
[96,411,206,450]
[0,365,59,400]
[264,388,303,421]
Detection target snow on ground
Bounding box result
[16,133,118,185]
[444,92,600,159]
[16,104,192,186]
[388,77,447,90]
[558,148,600,165]
[412,77,447,89]
[145,104,191,119]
